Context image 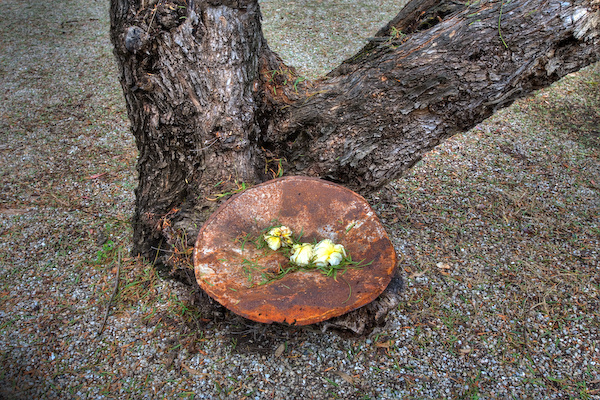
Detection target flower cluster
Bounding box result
[263,226,293,251]
[264,226,347,268]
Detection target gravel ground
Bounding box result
[259,0,402,78]
[1,0,599,399]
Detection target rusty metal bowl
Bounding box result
[193,176,396,325]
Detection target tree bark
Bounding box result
[270,0,600,192]
[110,0,599,332]
[110,0,294,258]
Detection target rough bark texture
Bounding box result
[110,0,600,333]
[110,0,293,258]
[270,0,600,192]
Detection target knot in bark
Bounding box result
[124,26,148,54]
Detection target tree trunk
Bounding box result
[110,0,295,258]
[110,0,599,332]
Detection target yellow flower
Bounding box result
[264,226,293,251]
[279,226,293,246]
[264,235,282,251]
[313,239,346,267]
[290,243,314,266]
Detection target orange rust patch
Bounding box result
[193,176,396,325]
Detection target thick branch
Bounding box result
[268,0,600,192]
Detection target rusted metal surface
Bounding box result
[193,176,397,325]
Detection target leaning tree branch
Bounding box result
[267,0,600,193]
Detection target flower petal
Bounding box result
[333,244,347,257]
[267,227,282,236]
[313,254,329,267]
[265,235,281,250]
[314,239,335,253]
[329,252,344,266]
[290,243,314,266]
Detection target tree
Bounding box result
[110,0,599,331]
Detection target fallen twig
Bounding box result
[98,250,121,336]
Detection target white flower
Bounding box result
[290,243,314,266]
[264,226,293,251]
[264,235,282,251]
[313,239,346,267]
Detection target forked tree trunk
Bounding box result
[110,0,599,332]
